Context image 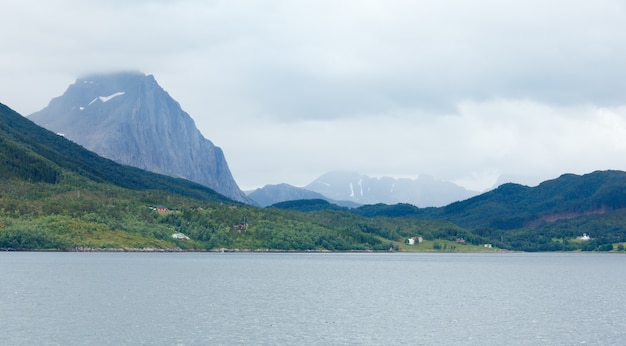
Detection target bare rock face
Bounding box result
[29,72,251,204]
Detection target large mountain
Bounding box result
[28,72,250,204]
[304,171,479,207]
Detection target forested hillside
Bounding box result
[437,171,626,229]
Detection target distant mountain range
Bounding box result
[28,72,251,204]
[305,171,479,207]
[247,171,479,208]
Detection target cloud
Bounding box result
[2,0,626,191]
[6,0,626,115]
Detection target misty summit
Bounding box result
[28,72,250,204]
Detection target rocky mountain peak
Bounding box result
[28,72,251,204]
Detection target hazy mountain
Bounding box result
[247,183,360,208]
[304,171,478,207]
[247,183,327,207]
[28,72,251,204]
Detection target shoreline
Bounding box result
[1,246,509,253]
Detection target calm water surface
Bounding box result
[1,252,625,345]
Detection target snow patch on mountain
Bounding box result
[358,178,363,196]
[88,91,125,105]
[100,91,125,102]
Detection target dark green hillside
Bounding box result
[353,203,423,218]
[426,170,626,230]
[269,199,349,212]
[0,135,60,183]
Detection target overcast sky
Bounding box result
[2,0,626,191]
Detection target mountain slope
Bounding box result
[28,72,250,204]
[1,102,230,202]
[305,171,478,207]
[425,170,626,229]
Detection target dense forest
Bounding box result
[2,102,626,252]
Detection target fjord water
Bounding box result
[2,252,625,345]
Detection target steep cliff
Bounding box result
[29,72,251,203]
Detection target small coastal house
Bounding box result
[406,237,423,245]
[171,232,190,240]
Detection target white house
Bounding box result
[577,233,591,241]
[171,232,190,240]
[406,237,423,245]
